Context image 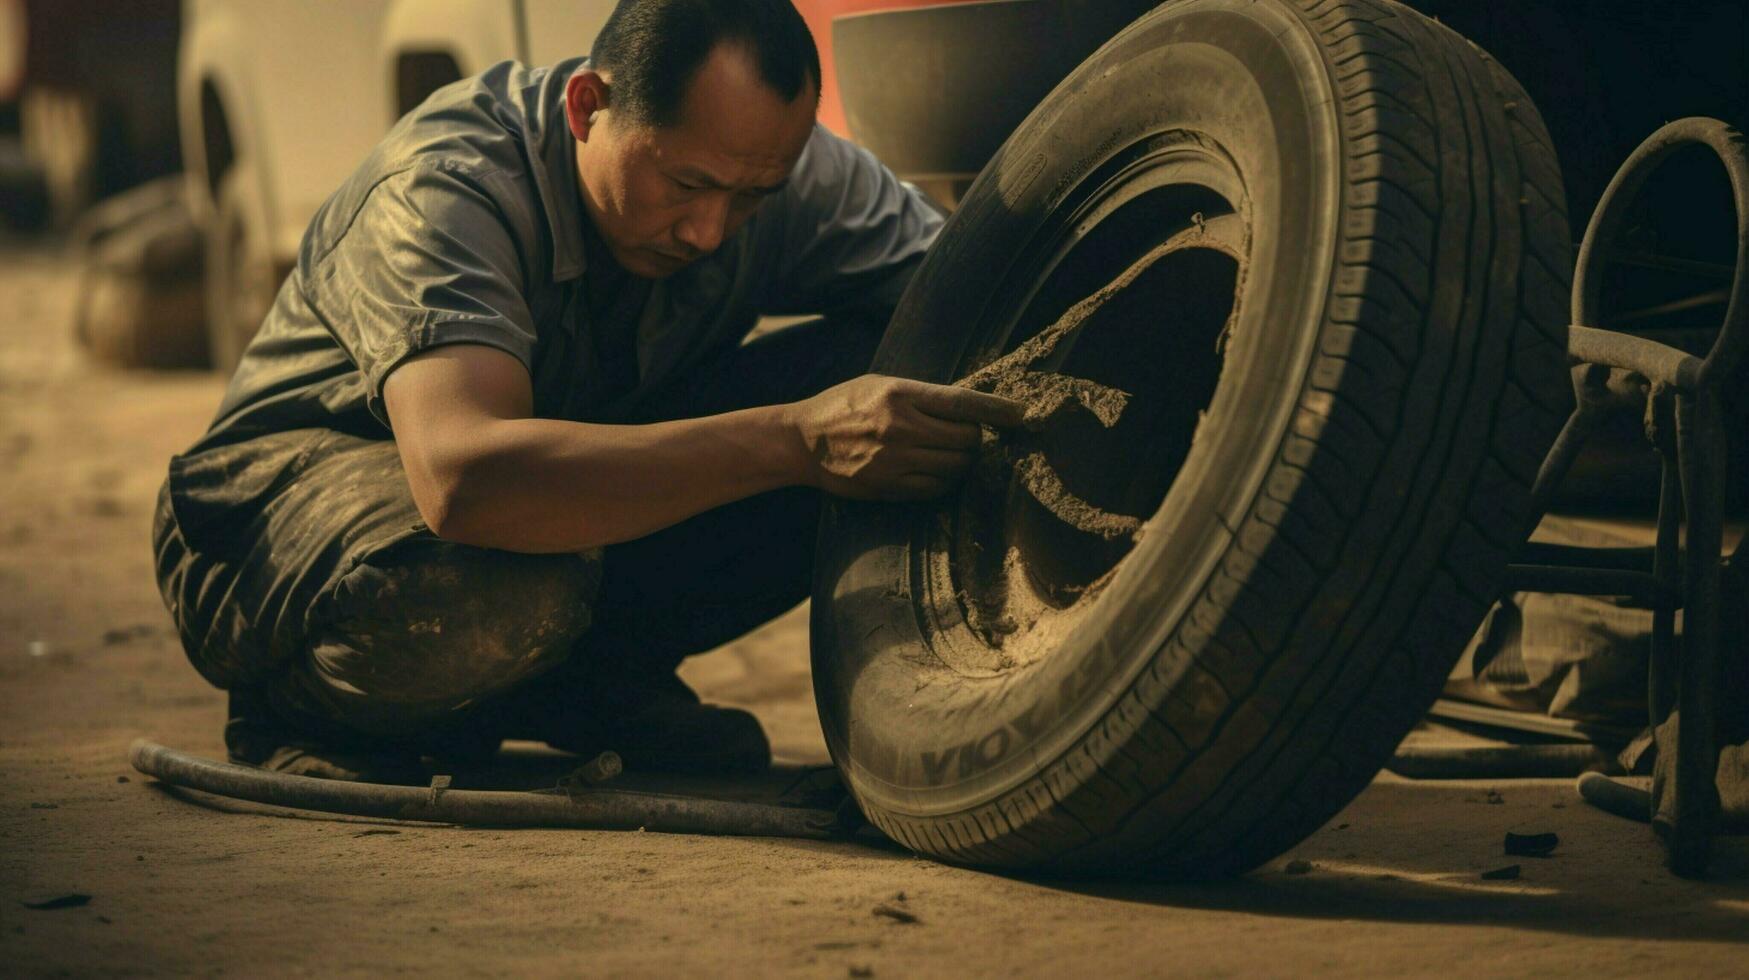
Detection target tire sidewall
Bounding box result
[204,163,275,374]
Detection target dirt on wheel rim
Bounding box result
[942,220,1246,666]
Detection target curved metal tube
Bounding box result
[1566,325,1704,392]
[1572,116,1749,389]
[130,739,851,840]
[1577,771,1652,824]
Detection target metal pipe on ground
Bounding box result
[129,739,855,840]
[1386,743,1621,780]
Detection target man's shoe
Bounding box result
[519,671,772,775]
[251,743,426,783]
[224,687,424,783]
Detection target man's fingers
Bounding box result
[899,409,984,450]
[905,382,1028,428]
[890,473,954,499]
[894,446,974,476]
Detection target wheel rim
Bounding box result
[918,136,1249,676]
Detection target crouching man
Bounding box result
[153,0,1022,780]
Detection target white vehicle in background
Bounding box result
[178,0,616,369]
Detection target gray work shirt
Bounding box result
[168,57,941,547]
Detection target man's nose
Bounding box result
[674,193,731,256]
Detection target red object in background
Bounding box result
[794,0,981,138]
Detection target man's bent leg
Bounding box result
[501,316,886,768]
[291,534,596,739]
[595,313,886,667]
[154,432,598,767]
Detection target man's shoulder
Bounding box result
[785,124,886,196]
[356,61,555,204]
[757,123,940,251]
[301,60,579,268]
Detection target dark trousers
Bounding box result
[152,316,882,752]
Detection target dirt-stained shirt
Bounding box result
[166,57,941,549]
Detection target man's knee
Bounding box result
[303,539,598,731]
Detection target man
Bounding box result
[153,0,1024,780]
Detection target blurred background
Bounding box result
[0,0,1741,374]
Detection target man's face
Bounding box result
[570,44,818,279]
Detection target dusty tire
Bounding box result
[204,164,281,373]
[73,177,211,369]
[811,0,1574,877]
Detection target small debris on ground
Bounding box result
[354,829,401,838]
[1283,859,1314,875]
[871,903,919,925]
[26,640,49,658]
[21,893,91,910]
[849,966,874,978]
[115,775,129,783]
[1485,789,1505,805]
[100,624,154,645]
[29,802,57,810]
[1481,865,1522,881]
[1504,831,1559,857]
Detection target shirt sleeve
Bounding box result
[756,124,945,319]
[306,164,538,427]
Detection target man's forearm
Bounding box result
[425,404,806,553]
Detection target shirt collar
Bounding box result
[526,57,591,283]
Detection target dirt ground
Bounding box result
[2,240,1747,977]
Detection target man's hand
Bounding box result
[786,375,1027,500]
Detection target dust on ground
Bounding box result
[2,240,1747,976]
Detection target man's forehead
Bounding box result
[647,42,817,181]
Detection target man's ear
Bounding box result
[564,69,610,142]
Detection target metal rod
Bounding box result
[1650,424,1682,729]
[1529,403,1603,519]
[129,739,851,840]
[1516,541,1654,572]
[1595,249,1737,281]
[1658,393,1727,876]
[1386,744,1618,780]
[1603,288,1733,327]
[1567,325,1704,391]
[1502,563,1669,602]
[1578,772,1652,823]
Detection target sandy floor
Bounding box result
[2,242,1746,977]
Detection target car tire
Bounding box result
[204,163,281,374]
[811,0,1574,877]
[74,177,210,369]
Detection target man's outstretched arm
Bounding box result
[383,344,1024,554]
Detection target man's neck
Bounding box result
[579,217,632,296]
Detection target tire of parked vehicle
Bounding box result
[204,163,281,373]
[811,0,1575,877]
[73,177,211,369]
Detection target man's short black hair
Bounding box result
[591,0,821,128]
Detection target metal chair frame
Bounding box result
[1502,117,1747,877]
